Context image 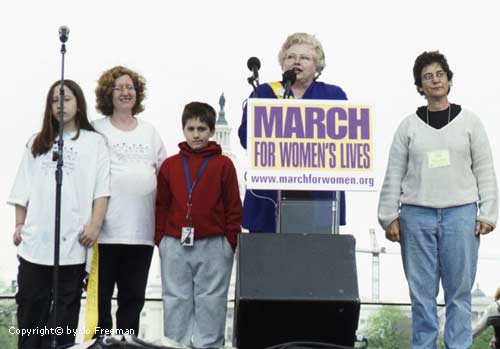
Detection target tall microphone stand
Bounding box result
[51,31,67,349]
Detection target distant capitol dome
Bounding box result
[214,92,232,156]
[471,284,487,299]
[212,92,245,200]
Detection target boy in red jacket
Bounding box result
[155,101,242,349]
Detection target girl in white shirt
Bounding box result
[8,80,110,349]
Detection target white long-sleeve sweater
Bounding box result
[378,108,498,230]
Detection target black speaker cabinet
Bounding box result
[233,233,360,349]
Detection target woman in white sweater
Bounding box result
[378,51,498,349]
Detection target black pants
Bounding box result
[97,244,154,336]
[16,258,85,349]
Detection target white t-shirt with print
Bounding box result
[8,130,111,265]
[93,117,167,245]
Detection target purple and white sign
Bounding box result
[246,98,375,191]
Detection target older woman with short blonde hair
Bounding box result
[278,32,326,77]
[238,32,348,234]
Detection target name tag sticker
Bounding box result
[427,150,450,168]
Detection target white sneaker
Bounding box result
[150,336,191,348]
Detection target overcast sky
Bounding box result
[1,0,499,301]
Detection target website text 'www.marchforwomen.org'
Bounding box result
[9,326,134,337]
[250,173,375,187]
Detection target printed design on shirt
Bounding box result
[108,141,157,196]
[111,142,151,164]
[41,144,77,175]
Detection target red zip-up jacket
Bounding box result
[155,141,242,249]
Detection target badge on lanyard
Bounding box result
[181,227,194,247]
[181,155,211,247]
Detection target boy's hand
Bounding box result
[13,224,23,246]
[79,224,100,247]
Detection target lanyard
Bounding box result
[183,155,211,226]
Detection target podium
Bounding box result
[237,98,373,347]
[244,99,373,235]
[278,191,341,234]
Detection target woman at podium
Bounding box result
[238,32,347,233]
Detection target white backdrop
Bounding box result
[1,0,499,301]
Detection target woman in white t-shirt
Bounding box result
[93,66,167,337]
[8,79,110,349]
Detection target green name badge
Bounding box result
[427,150,450,168]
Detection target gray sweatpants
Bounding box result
[159,235,234,348]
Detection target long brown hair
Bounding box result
[31,80,95,157]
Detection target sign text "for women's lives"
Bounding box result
[250,101,372,171]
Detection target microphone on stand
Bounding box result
[59,25,69,43]
[282,70,296,99]
[247,56,261,84]
[246,56,261,98]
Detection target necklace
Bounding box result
[426,105,451,125]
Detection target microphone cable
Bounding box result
[263,340,356,349]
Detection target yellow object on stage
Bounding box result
[84,243,99,341]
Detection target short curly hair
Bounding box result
[413,51,454,96]
[278,32,326,76]
[95,66,146,116]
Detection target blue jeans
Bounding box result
[400,204,479,349]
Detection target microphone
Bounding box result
[59,26,69,43]
[282,70,296,99]
[247,57,261,83]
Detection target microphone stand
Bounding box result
[279,77,291,234]
[247,73,259,98]
[51,34,67,349]
[283,81,292,99]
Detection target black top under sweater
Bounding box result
[416,103,462,129]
